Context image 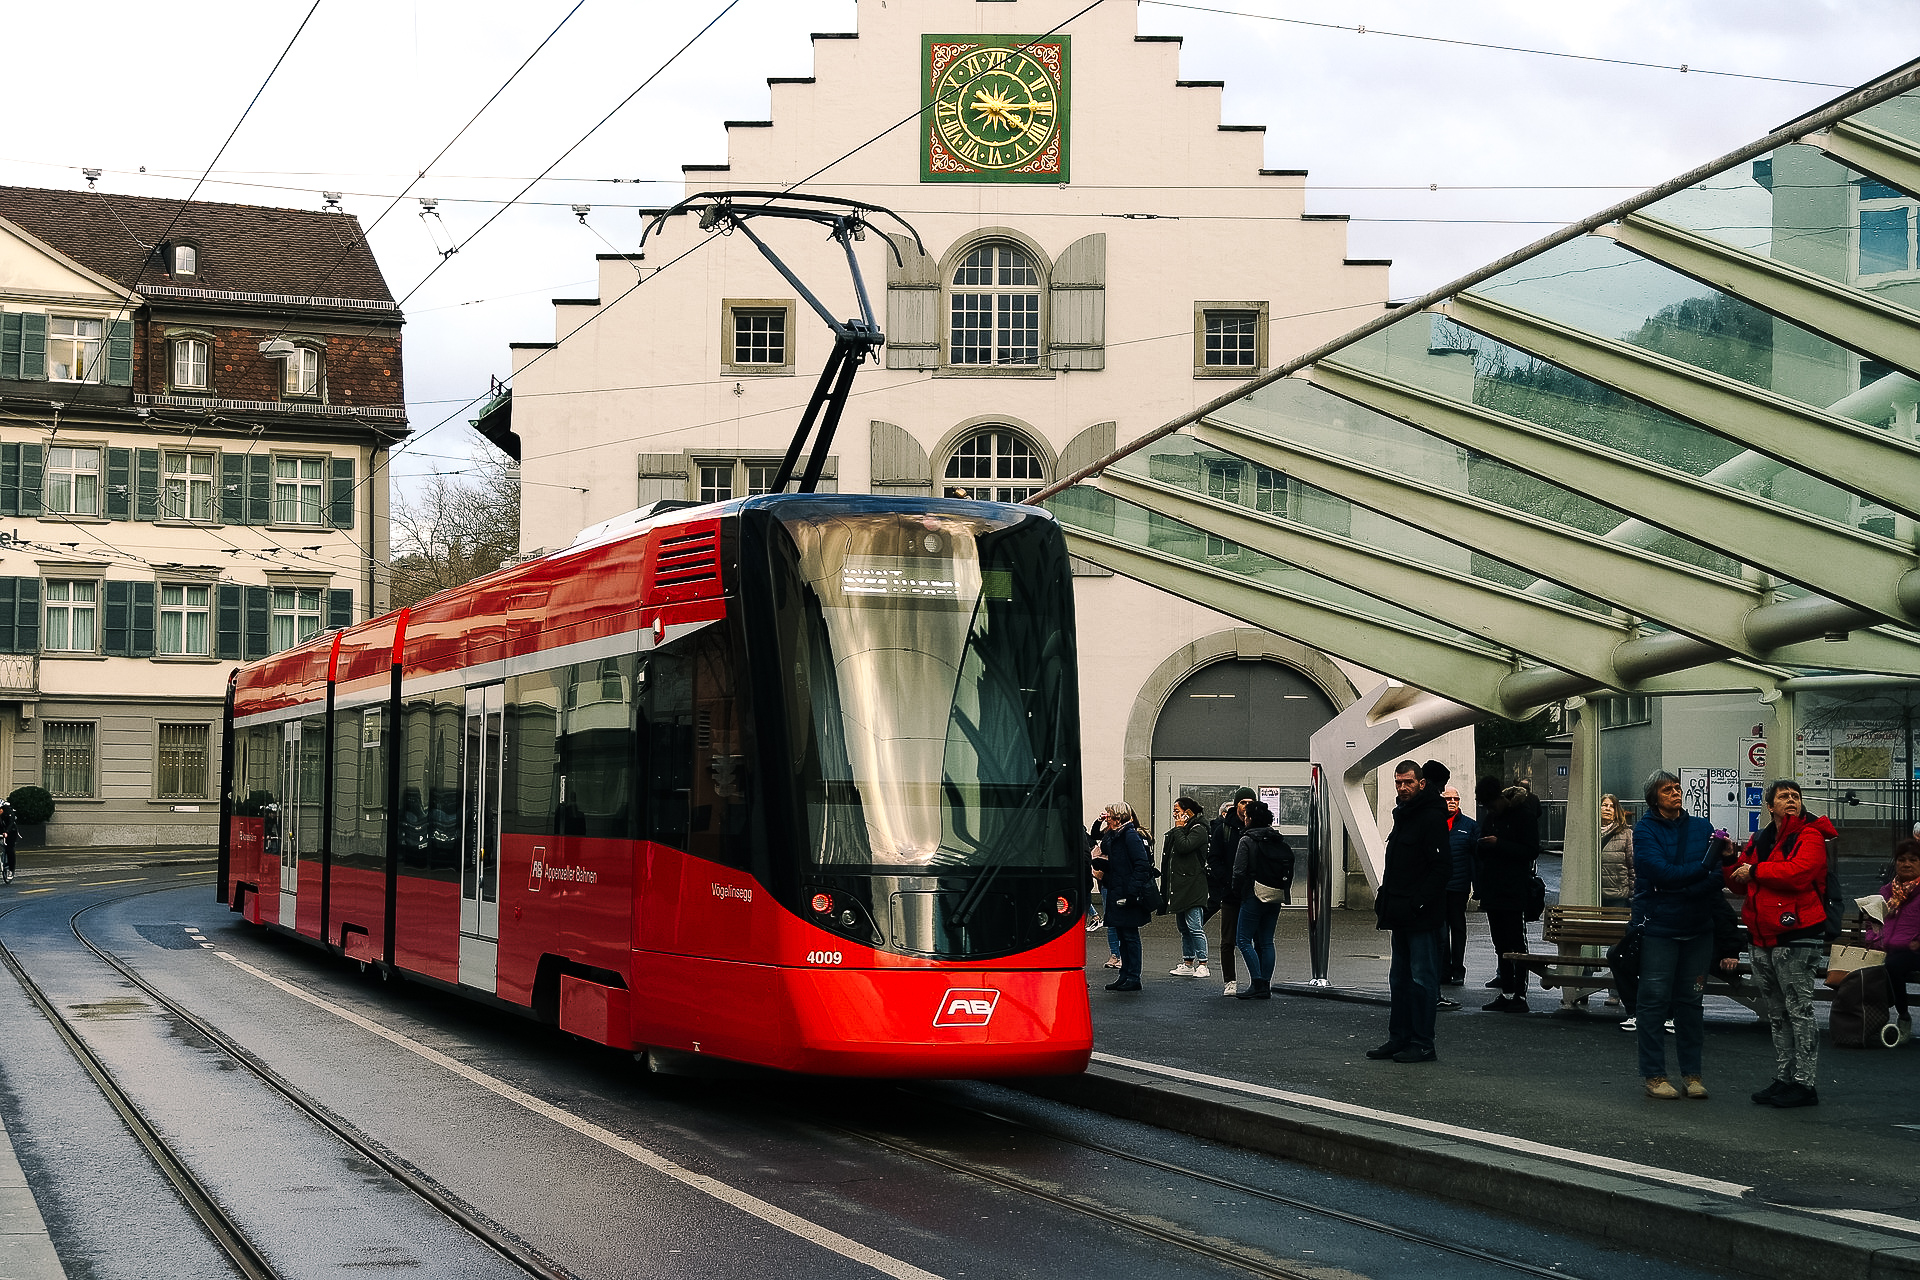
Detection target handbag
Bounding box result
[1524,872,1547,923]
[1134,878,1163,915]
[1825,943,1886,988]
[1606,924,1644,978]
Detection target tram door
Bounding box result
[458,683,505,989]
[278,721,303,923]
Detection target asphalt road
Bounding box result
[0,856,1747,1279]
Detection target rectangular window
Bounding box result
[43,721,95,797]
[1204,534,1240,561]
[732,310,786,366]
[745,463,781,496]
[273,456,326,524]
[48,317,103,382]
[1205,311,1258,368]
[1204,460,1242,505]
[158,583,212,656]
[44,580,97,652]
[1254,467,1284,514]
[1859,207,1912,276]
[698,464,733,503]
[270,586,323,653]
[1597,695,1653,729]
[173,339,209,390]
[46,446,102,516]
[163,451,215,520]
[157,723,210,799]
[284,346,320,396]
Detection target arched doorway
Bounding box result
[1151,658,1337,847]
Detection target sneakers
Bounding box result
[1437,997,1461,1010]
[1645,1076,1680,1099]
[1664,1019,1676,1035]
[1085,914,1103,932]
[1103,956,1122,969]
[1192,962,1211,979]
[1169,962,1196,977]
[1682,1075,1708,1100]
[1221,981,1238,997]
[1365,1041,1408,1060]
[1619,1016,1638,1032]
[1751,1079,1789,1105]
[1769,1082,1819,1108]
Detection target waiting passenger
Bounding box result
[1865,840,1920,1044]
[1231,800,1293,999]
[1161,797,1211,978]
[1098,802,1156,992]
[1632,770,1723,1100]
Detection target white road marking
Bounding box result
[1815,1208,1920,1237]
[1094,1052,1753,1198]
[218,954,944,1280]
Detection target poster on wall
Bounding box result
[1797,726,1832,787]
[1680,768,1745,833]
[1831,722,1910,780]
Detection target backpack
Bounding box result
[1252,833,1295,898]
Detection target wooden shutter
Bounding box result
[13,578,37,653]
[106,448,132,519]
[869,420,931,494]
[243,585,270,659]
[106,319,133,386]
[216,584,243,660]
[0,578,17,653]
[220,453,246,524]
[1048,233,1106,371]
[327,588,353,630]
[0,443,16,518]
[0,315,19,381]
[329,457,355,529]
[135,449,160,520]
[130,581,155,657]
[17,314,45,381]
[883,232,941,370]
[18,443,41,516]
[103,580,131,656]
[246,454,272,525]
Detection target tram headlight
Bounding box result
[810,892,832,915]
[1054,896,1071,915]
[838,908,857,927]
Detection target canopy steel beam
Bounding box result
[1602,212,1920,382]
[1441,291,1920,520]
[1811,117,1920,206]
[1193,411,1920,678]
[1302,359,1920,628]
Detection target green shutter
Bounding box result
[135,448,160,520]
[129,581,155,658]
[0,315,20,381]
[18,443,41,517]
[327,588,353,630]
[106,448,132,520]
[247,454,272,525]
[13,578,38,653]
[220,453,246,524]
[105,319,133,386]
[244,585,270,660]
[102,580,131,656]
[216,584,243,660]
[0,579,16,653]
[18,314,44,381]
[0,443,17,518]
[329,456,355,529]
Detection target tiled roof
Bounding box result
[0,184,396,304]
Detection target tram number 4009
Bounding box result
[805,950,843,965]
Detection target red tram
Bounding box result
[219,495,1091,1076]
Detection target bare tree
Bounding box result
[390,452,520,609]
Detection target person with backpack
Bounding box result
[1230,799,1294,999]
[1207,789,1254,996]
[1727,778,1835,1109]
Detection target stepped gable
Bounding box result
[0,184,395,304]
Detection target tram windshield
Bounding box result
[762,501,1080,871]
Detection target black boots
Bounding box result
[1235,978,1272,999]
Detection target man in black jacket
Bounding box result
[1367,759,1453,1064]
[1207,789,1254,996]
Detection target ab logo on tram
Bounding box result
[934,989,1001,1027]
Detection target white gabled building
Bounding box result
[496,0,1474,889]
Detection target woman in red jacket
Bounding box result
[1726,780,1834,1109]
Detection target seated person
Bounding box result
[1865,839,1920,1037]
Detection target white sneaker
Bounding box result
[1169,962,1195,977]
[1619,1017,1638,1032]
[1192,962,1210,979]
[1221,981,1238,996]
[1664,1019,1676,1035]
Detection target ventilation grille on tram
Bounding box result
[651,529,720,595]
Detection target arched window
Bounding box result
[949,243,1041,366]
[943,427,1046,502]
[172,338,208,390]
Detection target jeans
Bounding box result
[1176,906,1208,962]
[1235,897,1282,984]
[1752,942,1822,1086]
[1113,925,1142,983]
[1486,909,1529,996]
[1444,889,1469,981]
[1637,931,1711,1079]
[1217,897,1241,982]
[1387,926,1445,1055]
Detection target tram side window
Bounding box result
[559,656,636,838]
[330,706,386,871]
[641,652,692,851]
[643,630,748,865]
[399,690,463,879]
[232,723,283,871]
[504,672,559,837]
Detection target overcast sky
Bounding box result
[5,1,1914,493]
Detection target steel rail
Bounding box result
[60,888,579,1280]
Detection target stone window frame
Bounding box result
[931,416,1056,503]
[938,229,1055,377]
[42,573,103,655]
[279,338,326,401]
[42,718,99,800]
[155,720,214,801]
[719,298,796,376]
[155,578,216,659]
[44,440,107,518]
[165,327,216,394]
[1193,301,1269,377]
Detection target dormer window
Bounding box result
[173,338,208,390]
[283,346,321,397]
[172,243,197,276]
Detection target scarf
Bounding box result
[1889,876,1919,916]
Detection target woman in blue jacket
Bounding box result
[1631,771,1726,1100]
[1099,802,1156,992]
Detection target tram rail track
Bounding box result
[0,884,575,1280]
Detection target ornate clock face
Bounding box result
[923,35,1070,184]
